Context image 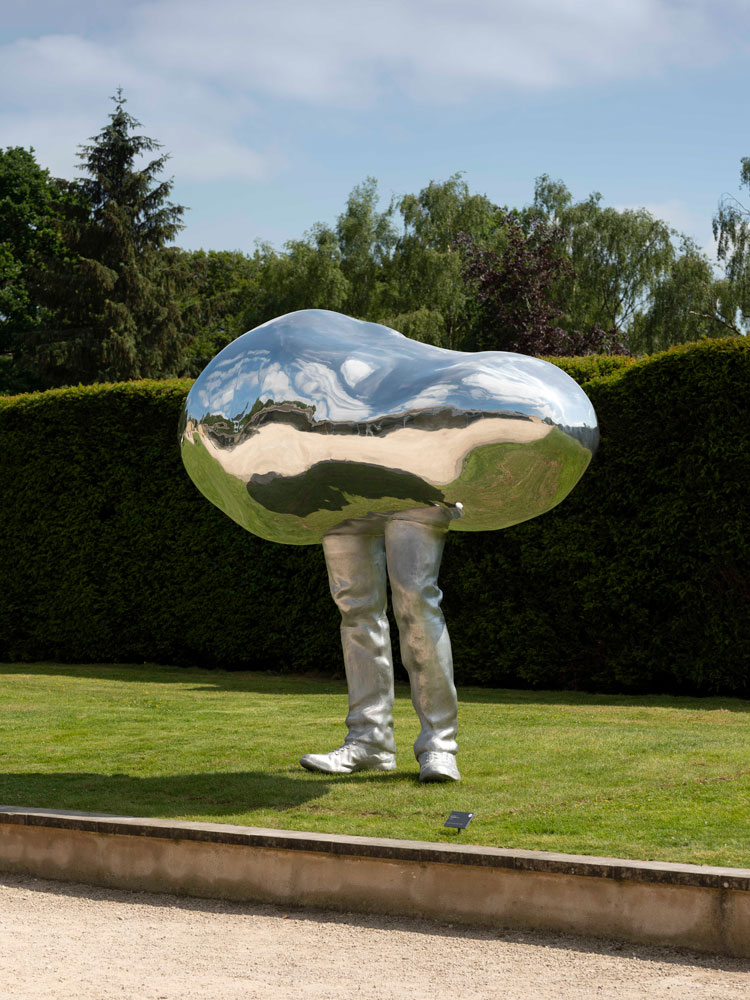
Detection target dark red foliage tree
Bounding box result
[457,213,629,356]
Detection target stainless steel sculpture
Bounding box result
[180,309,599,781]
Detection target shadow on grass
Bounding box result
[0,662,346,696]
[2,662,749,712]
[0,769,348,819]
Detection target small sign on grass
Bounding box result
[444,811,474,833]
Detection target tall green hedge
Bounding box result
[1,338,749,696]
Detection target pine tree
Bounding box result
[28,91,188,386]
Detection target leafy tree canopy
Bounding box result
[713,157,750,332]
[5,111,750,394]
[456,212,573,354]
[0,147,81,392]
[525,175,740,353]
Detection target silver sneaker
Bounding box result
[418,751,460,783]
[300,741,397,774]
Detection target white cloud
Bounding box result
[1,0,748,186]
[131,0,749,102]
[0,28,275,183]
[1,35,133,102]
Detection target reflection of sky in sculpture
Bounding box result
[181,309,599,544]
[192,312,593,427]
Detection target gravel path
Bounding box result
[1,873,748,999]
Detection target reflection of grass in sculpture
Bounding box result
[444,428,592,531]
[181,436,259,534]
[183,426,592,544]
[3,663,748,868]
[182,437,434,544]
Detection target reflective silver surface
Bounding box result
[180,309,599,545]
[322,513,457,760]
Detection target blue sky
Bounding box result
[2,0,749,260]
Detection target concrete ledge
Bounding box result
[2,806,749,957]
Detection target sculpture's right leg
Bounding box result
[300,528,396,774]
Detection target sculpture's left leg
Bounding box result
[385,515,460,782]
[299,522,397,775]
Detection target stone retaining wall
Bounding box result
[2,806,748,957]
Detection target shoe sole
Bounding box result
[300,756,397,774]
[353,759,397,772]
[419,769,460,783]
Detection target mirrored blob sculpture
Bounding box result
[180,309,599,545]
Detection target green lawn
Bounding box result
[1,663,748,868]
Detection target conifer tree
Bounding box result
[29,91,188,386]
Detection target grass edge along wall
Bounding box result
[0,339,748,696]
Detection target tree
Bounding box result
[237,224,351,335]
[178,249,261,374]
[385,174,499,348]
[456,212,600,355]
[713,157,750,334]
[335,177,397,319]
[527,177,676,342]
[631,237,742,353]
[0,147,78,392]
[522,174,745,352]
[26,91,188,386]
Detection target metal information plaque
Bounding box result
[444,811,475,832]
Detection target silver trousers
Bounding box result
[321,511,458,759]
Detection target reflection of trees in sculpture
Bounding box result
[248,462,446,517]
